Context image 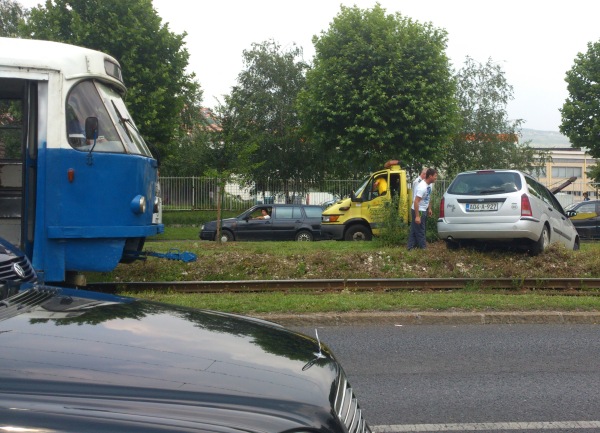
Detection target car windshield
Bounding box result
[354,176,372,198]
[447,172,522,195]
[568,202,596,213]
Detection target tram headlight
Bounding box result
[131,195,146,214]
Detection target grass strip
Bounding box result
[122,290,600,315]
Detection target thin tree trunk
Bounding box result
[215,178,223,244]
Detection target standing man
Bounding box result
[408,168,438,250]
[583,192,590,201]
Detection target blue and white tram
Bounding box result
[0,38,163,284]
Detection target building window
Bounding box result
[551,166,582,178]
[529,167,546,178]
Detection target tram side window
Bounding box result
[66,81,125,153]
[0,99,23,159]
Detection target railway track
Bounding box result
[87,278,600,294]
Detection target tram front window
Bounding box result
[66,80,151,157]
[67,81,123,153]
[98,84,152,157]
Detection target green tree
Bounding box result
[206,103,259,243]
[298,4,458,178]
[444,57,541,178]
[0,0,26,159]
[560,40,600,182]
[224,40,316,198]
[160,89,214,177]
[0,0,27,37]
[22,0,199,153]
[586,164,600,187]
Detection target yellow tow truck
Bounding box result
[321,160,410,240]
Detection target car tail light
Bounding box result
[439,197,445,218]
[521,194,533,217]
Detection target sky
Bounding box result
[18,0,600,132]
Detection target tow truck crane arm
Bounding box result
[550,176,577,194]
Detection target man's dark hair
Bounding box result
[425,168,437,178]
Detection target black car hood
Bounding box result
[0,287,341,432]
[205,217,239,228]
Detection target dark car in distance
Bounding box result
[1,286,371,432]
[200,204,328,242]
[566,199,600,239]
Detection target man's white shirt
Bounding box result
[412,176,423,200]
[413,180,432,212]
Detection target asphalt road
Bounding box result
[291,323,600,433]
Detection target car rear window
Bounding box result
[447,172,523,196]
[275,206,303,219]
[304,206,323,218]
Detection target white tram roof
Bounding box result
[0,37,126,92]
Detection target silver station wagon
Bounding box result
[437,169,580,254]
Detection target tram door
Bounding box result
[0,78,39,259]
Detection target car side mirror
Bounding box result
[566,210,576,217]
[85,117,99,140]
[350,190,361,203]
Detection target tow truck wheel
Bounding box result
[344,225,372,241]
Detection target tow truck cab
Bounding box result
[321,160,410,240]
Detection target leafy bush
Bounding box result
[376,196,409,246]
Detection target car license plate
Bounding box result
[466,202,498,212]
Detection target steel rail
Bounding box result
[87,278,600,294]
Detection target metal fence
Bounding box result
[160,177,595,212]
[160,177,363,211]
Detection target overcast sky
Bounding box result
[19,1,600,132]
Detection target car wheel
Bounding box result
[295,230,314,241]
[344,225,372,241]
[530,224,550,255]
[219,230,234,242]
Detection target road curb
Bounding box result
[255,311,600,326]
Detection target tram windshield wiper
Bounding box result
[111,100,133,141]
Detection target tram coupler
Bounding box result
[123,248,197,263]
